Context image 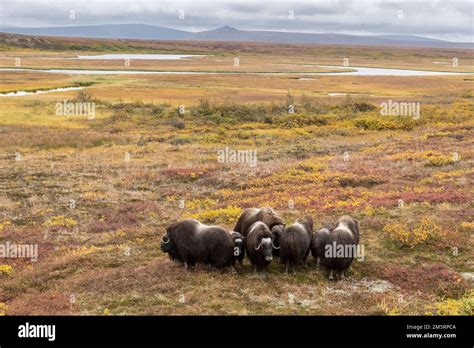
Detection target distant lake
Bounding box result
[313,65,468,76]
[0,66,471,76]
[0,68,217,75]
[75,54,204,60]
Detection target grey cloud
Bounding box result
[0,0,472,42]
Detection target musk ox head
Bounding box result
[257,207,284,229]
[160,221,181,254]
[160,232,174,253]
[255,235,274,261]
[271,224,285,250]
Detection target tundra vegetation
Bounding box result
[0,36,472,315]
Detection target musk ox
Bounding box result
[324,215,360,280]
[160,219,235,270]
[279,216,313,273]
[245,221,276,275]
[310,222,336,268]
[270,224,284,257]
[234,207,284,237]
[160,234,183,265]
[230,231,245,267]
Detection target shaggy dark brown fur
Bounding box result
[270,224,285,257]
[245,221,275,274]
[160,219,234,270]
[229,231,245,267]
[234,207,284,237]
[279,216,313,274]
[310,222,336,268]
[323,216,360,280]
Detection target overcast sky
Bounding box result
[1,0,472,42]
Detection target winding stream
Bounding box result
[0,86,84,97]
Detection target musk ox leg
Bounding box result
[233,258,243,269]
[285,262,289,274]
[228,266,237,274]
[316,257,321,269]
[184,260,196,271]
[303,254,309,267]
[218,266,231,274]
[329,269,334,280]
[335,271,345,281]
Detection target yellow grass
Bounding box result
[0,38,472,315]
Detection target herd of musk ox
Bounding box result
[160,207,360,280]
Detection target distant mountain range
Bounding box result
[0,24,189,40]
[0,24,472,49]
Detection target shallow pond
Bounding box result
[75,54,203,60]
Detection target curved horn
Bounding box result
[161,235,170,244]
[272,242,280,249]
[255,241,263,250]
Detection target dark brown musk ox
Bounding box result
[160,219,235,271]
[323,215,360,281]
[279,216,313,273]
[245,221,277,275]
[234,207,284,237]
[310,221,336,268]
[270,224,284,257]
[229,231,245,267]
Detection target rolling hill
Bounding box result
[0,24,472,49]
